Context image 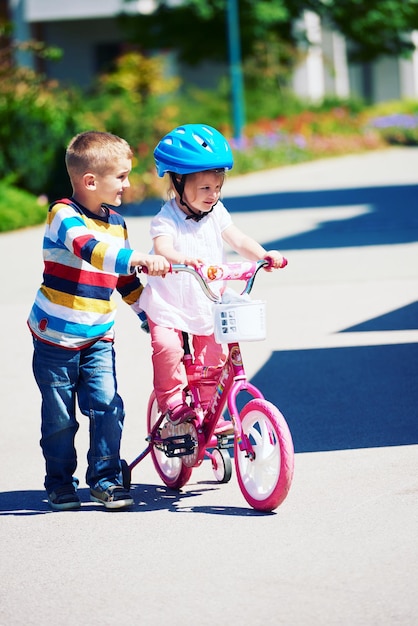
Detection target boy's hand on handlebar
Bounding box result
[133,254,170,276]
[263,251,288,271]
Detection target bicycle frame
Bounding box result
[125,259,294,511]
[129,260,270,470]
[188,341,265,458]
[128,338,264,471]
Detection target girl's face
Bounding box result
[181,170,224,214]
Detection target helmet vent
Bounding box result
[193,132,213,152]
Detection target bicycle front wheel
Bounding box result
[147,392,192,490]
[235,399,294,511]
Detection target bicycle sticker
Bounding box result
[230,346,242,366]
[206,265,224,280]
[202,262,255,282]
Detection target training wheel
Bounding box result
[211,448,232,483]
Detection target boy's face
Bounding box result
[94,158,132,206]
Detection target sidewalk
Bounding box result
[0,147,417,626]
[223,145,418,194]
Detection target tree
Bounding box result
[306,0,418,62]
[121,0,418,65]
[0,24,79,197]
[121,1,295,65]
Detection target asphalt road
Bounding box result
[1,147,417,625]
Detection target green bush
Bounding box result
[0,180,48,232]
[79,52,182,200]
[230,133,310,173]
[0,55,81,199]
[0,93,81,198]
[0,49,182,203]
[170,79,232,133]
[1,41,418,233]
[227,103,384,174]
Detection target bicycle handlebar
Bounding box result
[139,258,288,303]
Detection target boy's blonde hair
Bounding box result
[65,131,133,181]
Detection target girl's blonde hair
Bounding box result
[65,131,133,181]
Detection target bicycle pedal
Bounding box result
[161,434,196,457]
[159,421,202,466]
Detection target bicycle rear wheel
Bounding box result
[235,399,294,511]
[147,391,192,490]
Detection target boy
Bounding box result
[28,131,169,511]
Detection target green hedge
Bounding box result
[1,49,418,232]
[0,181,48,232]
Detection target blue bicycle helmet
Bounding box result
[154,124,234,177]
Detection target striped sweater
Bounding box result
[28,198,143,349]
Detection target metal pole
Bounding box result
[226,0,245,142]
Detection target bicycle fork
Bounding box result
[224,343,265,460]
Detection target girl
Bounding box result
[140,124,286,426]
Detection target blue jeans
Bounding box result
[32,337,125,494]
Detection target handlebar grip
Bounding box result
[264,256,288,269]
[136,264,173,275]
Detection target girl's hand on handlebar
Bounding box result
[178,256,204,269]
[263,251,288,271]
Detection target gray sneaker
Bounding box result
[48,485,81,511]
[90,485,133,510]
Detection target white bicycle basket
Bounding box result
[213,298,266,343]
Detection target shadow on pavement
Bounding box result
[0,490,50,516]
[230,183,418,249]
[342,301,418,332]
[249,294,418,453]
[0,483,265,517]
[124,183,418,248]
[251,342,418,453]
[10,181,411,508]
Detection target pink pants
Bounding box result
[148,319,225,414]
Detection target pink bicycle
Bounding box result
[123,260,294,512]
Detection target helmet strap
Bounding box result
[170,173,214,222]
